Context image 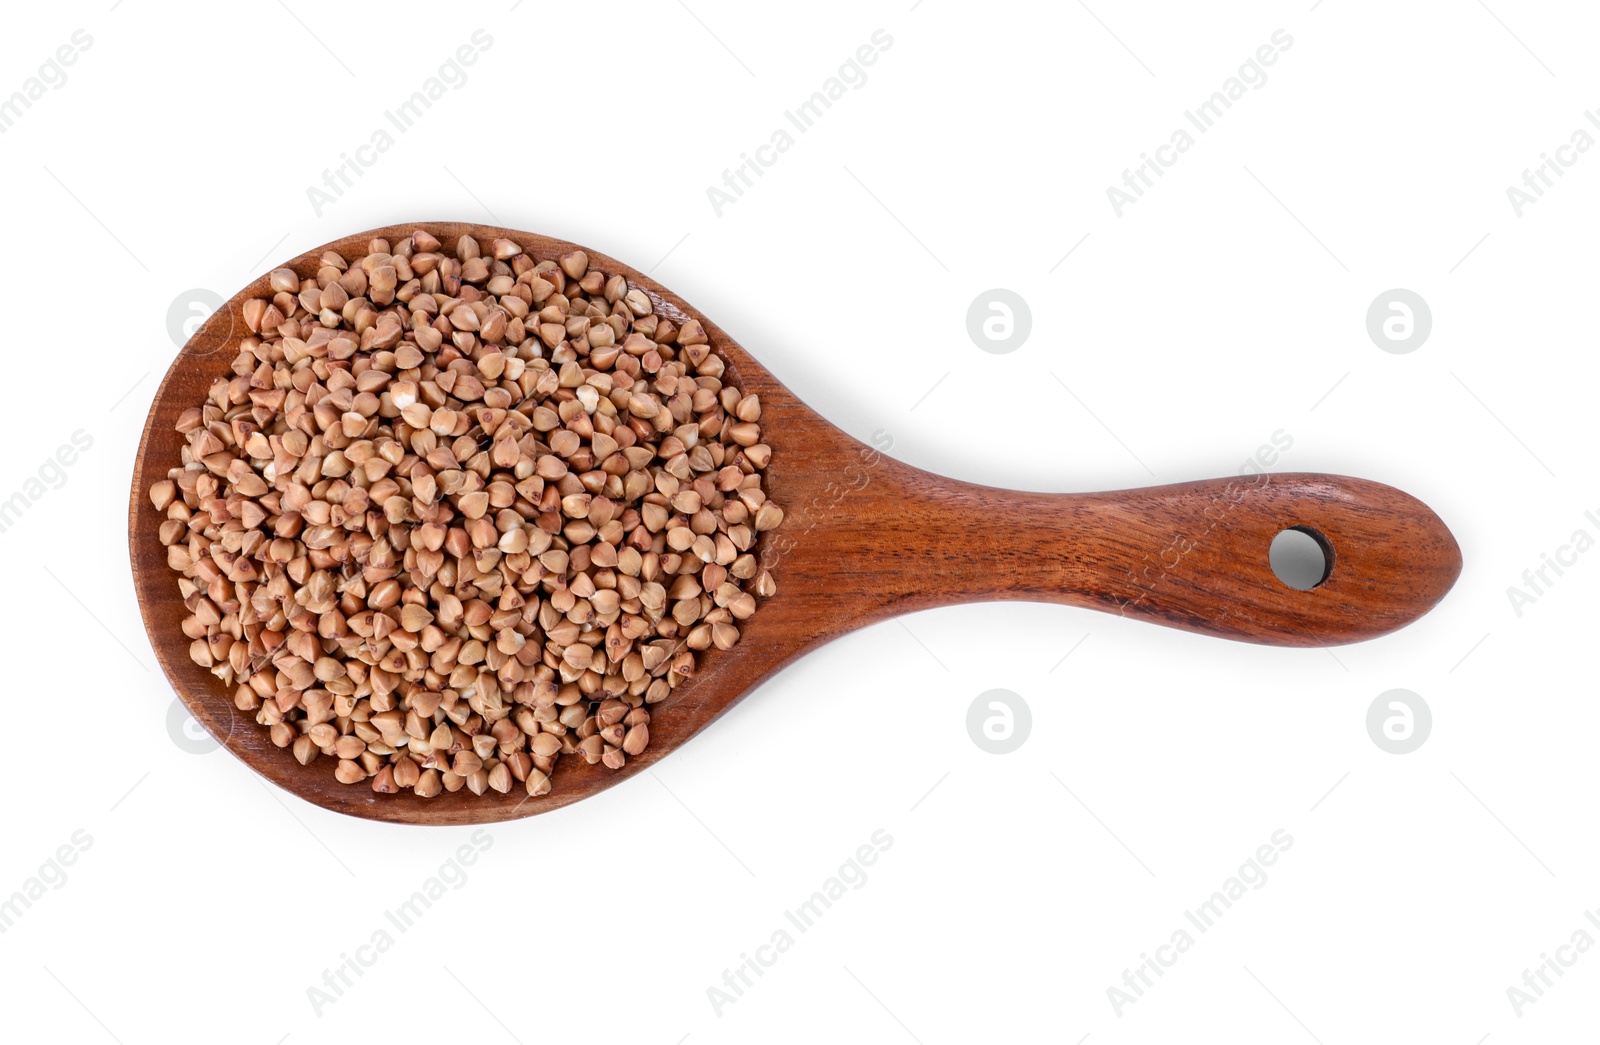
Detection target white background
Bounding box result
[0,1,1594,1042]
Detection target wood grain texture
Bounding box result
[128,222,1462,825]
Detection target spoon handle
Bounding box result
[778,459,1460,647]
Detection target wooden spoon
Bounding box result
[129,222,1461,825]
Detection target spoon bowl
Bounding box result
[130,222,1462,825]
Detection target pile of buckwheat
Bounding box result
[149,229,781,798]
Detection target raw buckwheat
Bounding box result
[151,230,781,798]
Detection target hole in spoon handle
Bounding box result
[1080,473,1461,646]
